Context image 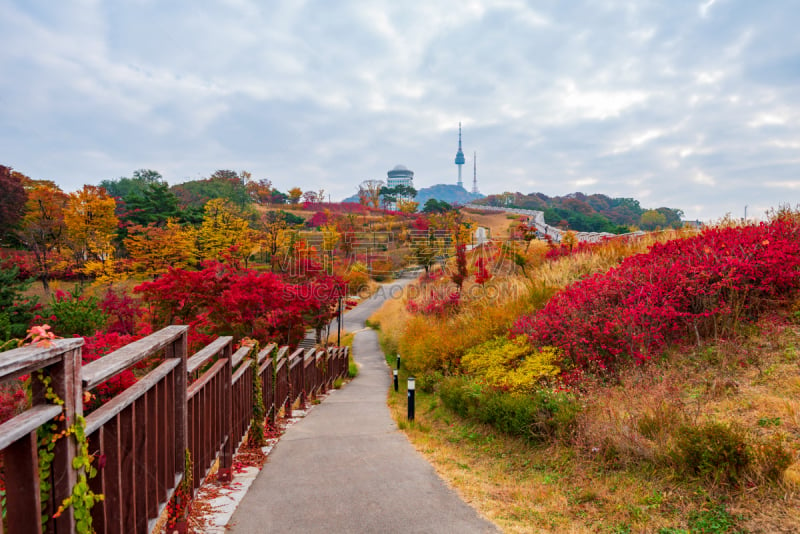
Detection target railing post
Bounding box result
[219,342,234,483]
[166,328,188,496]
[5,432,42,534]
[283,354,292,419]
[38,343,83,534]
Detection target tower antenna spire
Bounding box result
[472,151,479,194]
[454,122,465,188]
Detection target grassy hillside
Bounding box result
[371,211,800,533]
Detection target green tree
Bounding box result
[640,209,668,230]
[422,199,453,213]
[0,266,38,340]
[655,206,684,228]
[100,169,163,199]
[379,186,396,209]
[170,170,251,210]
[124,182,181,226]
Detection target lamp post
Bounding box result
[407,377,415,421]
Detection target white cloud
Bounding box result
[609,129,665,154]
[573,178,598,188]
[748,114,788,127]
[693,170,716,186]
[699,0,718,18]
[1,0,799,221]
[558,79,650,120]
[764,181,800,189]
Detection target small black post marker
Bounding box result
[397,354,401,370]
[337,296,343,346]
[393,369,398,392]
[407,376,415,421]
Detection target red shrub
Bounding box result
[135,261,345,350]
[513,218,800,374]
[406,288,461,318]
[100,289,143,335]
[81,332,141,411]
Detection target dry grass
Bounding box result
[388,380,688,533]
[373,226,800,532]
[20,277,146,303]
[462,211,518,239]
[384,316,800,532]
[369,272,540,374]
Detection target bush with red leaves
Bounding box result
[513,216,800,375]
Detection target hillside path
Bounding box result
[227,278,499,533]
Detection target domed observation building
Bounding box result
[386,164,414,189]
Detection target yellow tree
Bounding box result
[198,198,255,265]
[396,199,419,214]
[288,187,303,204]
[125,219,197,277]
[258,210,289,265]
[321,223,341,252]
[63,185,119,277]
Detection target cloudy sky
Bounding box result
[2,0,799,221]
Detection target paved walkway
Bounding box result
[227,280,498,533]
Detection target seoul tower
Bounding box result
[454,122,465,188]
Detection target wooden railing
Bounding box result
[0,328,350,534]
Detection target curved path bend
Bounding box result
[228,279,498,533]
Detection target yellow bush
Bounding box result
[368,290,408,356]
[343,261,370,294]
[462,336,560,393]
[396,275,538,375]
[400,314,453,373]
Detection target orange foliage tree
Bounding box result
[63,185,119,278]
[125,219,197,277]
[16,180,69,292]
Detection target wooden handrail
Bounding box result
[186,335,232,374]
[0,338,84,381]
[0,404,63,450]
[257,343,277,364]
[84,358,181,435]
[231,346,251,369]
[82,326,187,389]
[1,326,349,534]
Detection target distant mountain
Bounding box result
[416,184,484,206]
[473,192,684,233]
[341,184,483,207]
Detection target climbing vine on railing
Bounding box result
[52,414,103,532]
[36,371,63,529]
[35,371,104,533]
[243,339,266,447]
[35,370,103,533]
